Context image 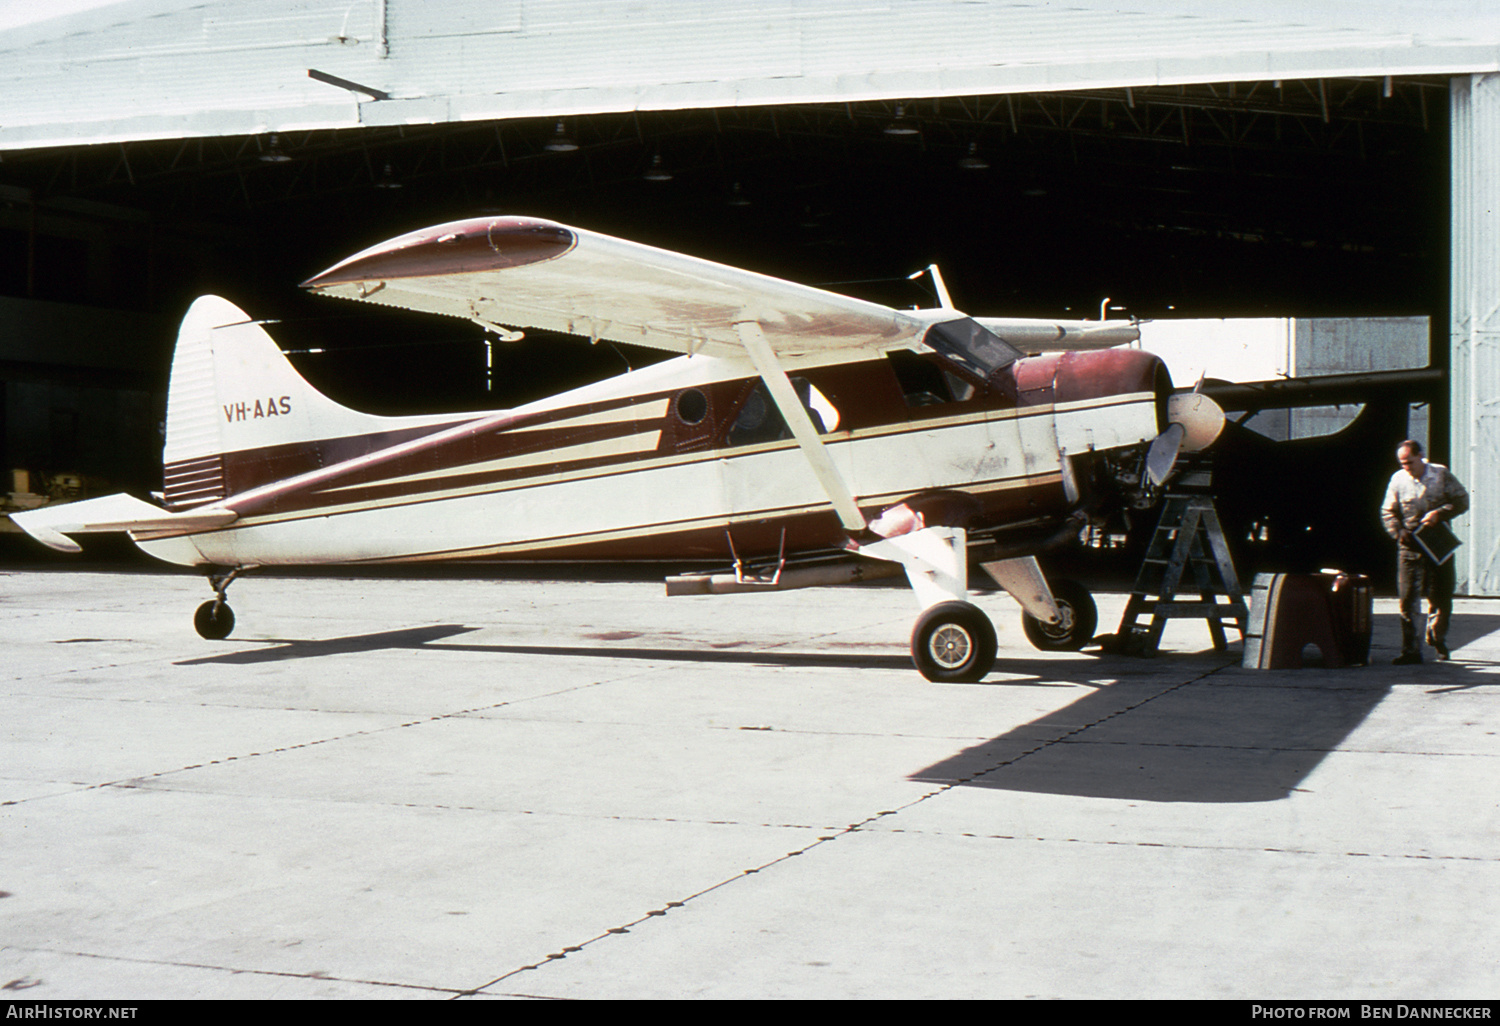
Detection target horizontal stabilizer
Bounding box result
[9,493,236,553]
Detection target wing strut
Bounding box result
[733,319,866,532]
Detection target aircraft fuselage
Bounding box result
[143,343,1167,568]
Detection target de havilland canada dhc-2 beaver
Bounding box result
[12,215,1225,682]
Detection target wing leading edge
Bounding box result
[300,215,941,359]
[299,215,1138,359]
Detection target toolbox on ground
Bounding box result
[1242,571,1373,669]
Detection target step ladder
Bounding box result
[1111,492,1249,657]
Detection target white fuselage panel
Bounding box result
[169,391,1156,566]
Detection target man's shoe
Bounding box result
[1392,651,1423,665]
[1433,640,1451,661]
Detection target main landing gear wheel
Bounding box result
[194,600,235,640]
[911,601,997,683]
[1020,579,1097,652]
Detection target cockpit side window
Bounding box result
[886,348,976,407]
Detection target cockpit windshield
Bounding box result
[922,318,1024,380]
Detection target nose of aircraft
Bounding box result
[1038,348,1225,485]
[1005,346,1203,486]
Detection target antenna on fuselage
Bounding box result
[907,264,954,309]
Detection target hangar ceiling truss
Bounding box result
[0,78,1446,211]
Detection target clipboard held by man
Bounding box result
[1413,521,1461,566]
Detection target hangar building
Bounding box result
[0,0,1497,593]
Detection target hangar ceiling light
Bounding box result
[883,104,920,136]
[544,121,579,153]
[957,142,989,170]
[258,135,291,164]
[642,154,672,181]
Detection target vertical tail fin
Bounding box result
[162,295,391,509]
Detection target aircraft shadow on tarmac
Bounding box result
[173,624,484,664]
[908,670,1393,804]
[911,610,1500,804]
[172,624,917,669]
[169,612,1498,805]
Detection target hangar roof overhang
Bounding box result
[0,0,1475,370]
[2,0,1498,152]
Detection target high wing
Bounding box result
[300,216,933,358]
[299,215,1137,358]
[975,316,1139,352]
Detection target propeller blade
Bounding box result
[1145,422,1186,487]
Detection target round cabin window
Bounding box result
[676,388,708,425]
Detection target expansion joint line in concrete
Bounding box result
[0,944,467,997]
[3,677,621,807]
[467,660,1240,998]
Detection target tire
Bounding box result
[1020,579,1097,651]
[911,601,997,683]
[194,600,235,640]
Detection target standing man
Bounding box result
[1381,440,1469,664]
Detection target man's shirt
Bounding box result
[1381,461,1470,539]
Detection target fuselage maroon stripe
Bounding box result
[159,347,1167,567]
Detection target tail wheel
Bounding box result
[1020,579,1097,651]
[911,601,997,683]
[194,600,235,640]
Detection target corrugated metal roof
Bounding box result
[1,0,1498,150]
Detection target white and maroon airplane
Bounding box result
[11,216,1221,681]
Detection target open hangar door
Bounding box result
[0,79,1451,580]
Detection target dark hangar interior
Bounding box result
[0,79,1450,566]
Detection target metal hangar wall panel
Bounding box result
[2,0,1499,150]
[1449,73,1500,597]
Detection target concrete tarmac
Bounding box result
[1,565,1497,1000]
